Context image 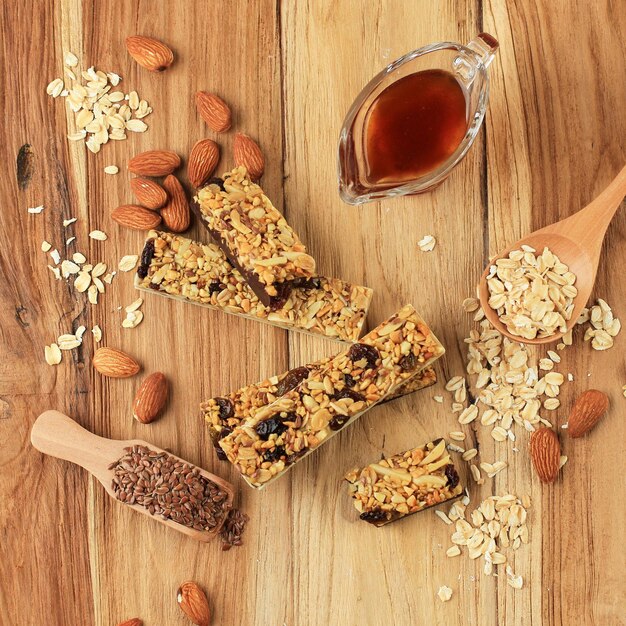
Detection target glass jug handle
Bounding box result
[467,32,499,68]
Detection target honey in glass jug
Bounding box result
[338,33,499,205]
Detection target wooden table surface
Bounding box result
[1,1,625,625]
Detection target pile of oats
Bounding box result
[122,298,144,329]
[437,493,530,585]
[486,245,577,340]
[46,52,152,153]
[579,298,621,351]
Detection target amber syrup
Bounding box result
[364,69,468,185]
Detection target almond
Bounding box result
[188,139,220,188]
[195,91,231,132]
[93,347,140,378]
[130,177,168,210]
[133,372,168,424]
[177,581,210,626]
[116,619,143,626]
[161,175,190,232]
[112,205,162,230]
[128,150,181,177]
[529,427,561,483]
[126,35,174,72]
[233,133,264,179]
[568,389,609,438]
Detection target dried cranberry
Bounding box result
[263,446,286,463]
[276,367,309,397]
[347,343,379,369]
[329,414,350,431]
[333,387,364,403]
[137,239,155,278]
[207,176,225,191]
[445,464,459,488]
[255,416,288,440]
[360,509,387,524]
[208,280,225,296]
[215,398,234,420]
[399,353,418,371]
[343,373,357,388]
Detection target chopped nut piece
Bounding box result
[418,235,436,252]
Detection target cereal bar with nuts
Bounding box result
[218,305,445,488]
[203,364,437,459]
[192,166,316,308]
[344,439,463,527]
[135,231,372,342]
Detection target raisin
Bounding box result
[207,176,225,191]
[329,414,350,431]
[263,446,286,463]
[343,373,357,388]
[208,280,225,296]
[213,445,228,461]
[214,426,233,461]
[399,352,418,371]
[215,398,234,420]
[347,343,379,369]
[360,509,387,524]
[137,239,155,279]
[275,366,309,397]
[285,449,307,465]
[255,416,288,440]
[445,464,459,488]
[333,387,365,403]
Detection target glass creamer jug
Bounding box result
[338,33,499,205]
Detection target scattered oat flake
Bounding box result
[50,249,61,265]
[559,455,568,469]
[418,235,436,252]
[125,298,143,313]
[28,205,44,214]
[92,325,102,342]
[118,255,139,272]
[41,241,52,252]
[63,218,77,227]
[44,343,62,366]
[433,395,443,403]
[89,230,107,241]
[66,236,76,245]
[437,586,453,602]
[64,51,78,67]
[104,165,119,175]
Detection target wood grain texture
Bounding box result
[0,1,624,625]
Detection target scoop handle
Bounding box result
[31,410,118,477]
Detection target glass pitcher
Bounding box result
[337,33,499,205]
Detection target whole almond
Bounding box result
[177,581,210,626]
[133,372,168,423]
[188,139,220,188]
[116,619,143,626]
[568,389,609,438]
[161,175,190,232]
[130,177,168,210]
[126,35,174,72]
[195,91,231,132]
[93,347,140,378]
[129,150,181,176]
[530,427,561,483]
[233,133,264,179]
[112,205,162,231]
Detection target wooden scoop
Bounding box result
[478,164,626,344]
[31,410,234,542]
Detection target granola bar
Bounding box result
[192,167,316,308]
[135,231,372,343]
[203,365,437,459]
[218,305,445,488]
[344,439,463,527]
